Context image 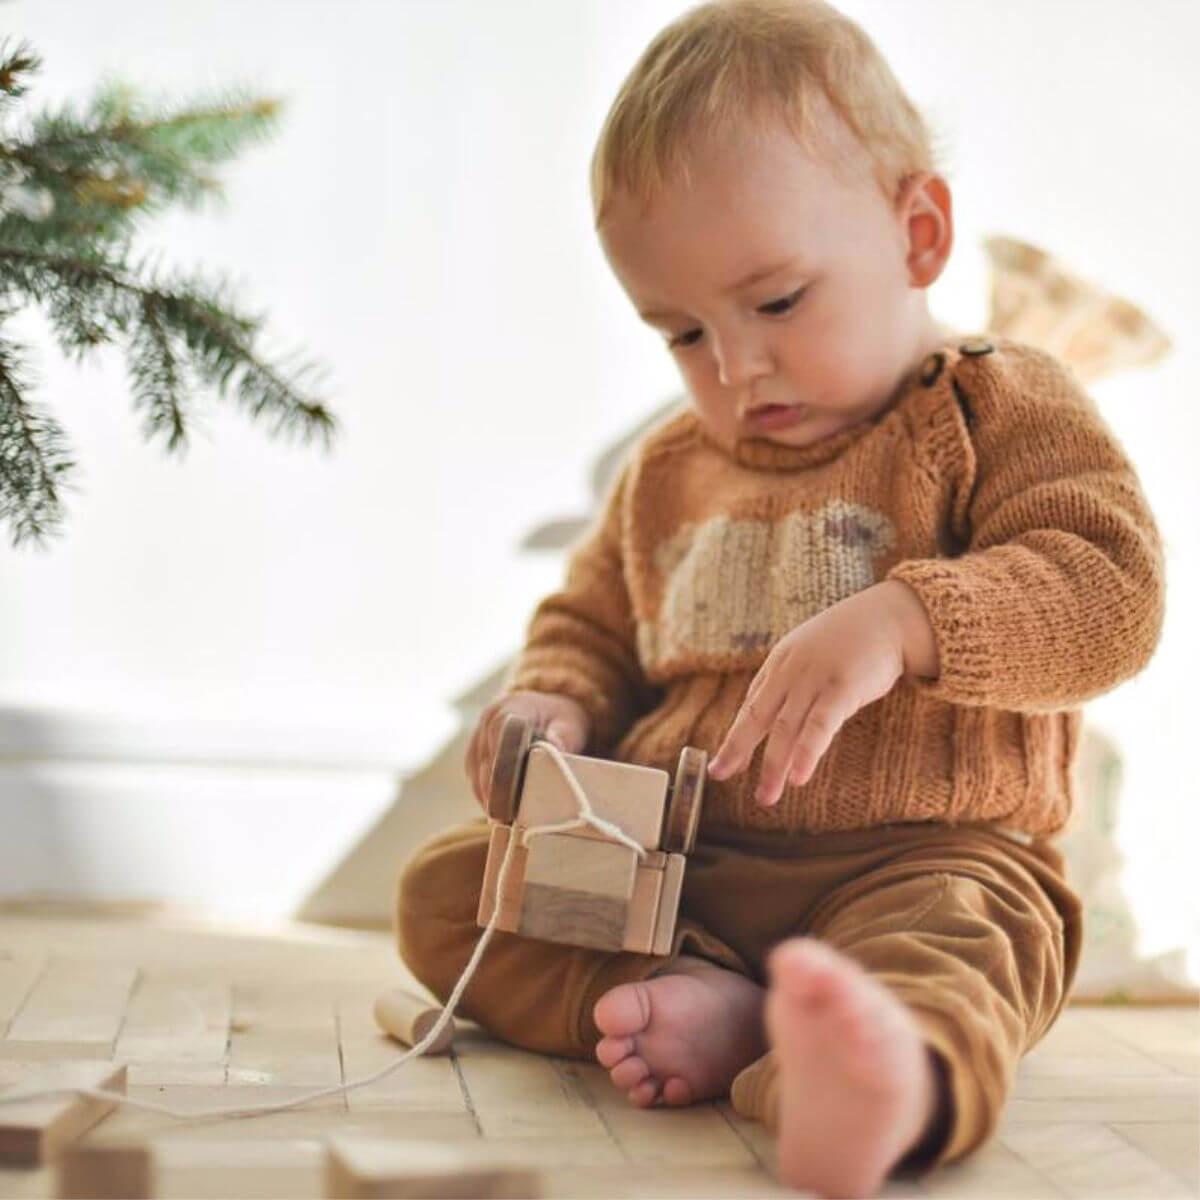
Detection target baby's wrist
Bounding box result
[874,580,939,680]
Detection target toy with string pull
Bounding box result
[477,714,706,955]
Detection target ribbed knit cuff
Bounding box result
[884,559,999,707]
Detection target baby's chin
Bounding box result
[746,411,864,448]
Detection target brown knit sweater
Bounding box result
[497,333,1165,838]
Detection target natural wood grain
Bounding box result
[326,1135,542,1198]
[55,1140,153,1199]
[519,835,638,952]
[518,747,668,850]
[1,962,136,1061]
[0,1061,126,1166]
[0,956,46,1038]
[338,996,466,1115]
[2,907,1196,1200]
[1000,1119,1195,1198]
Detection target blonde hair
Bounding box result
[590,0,948,224]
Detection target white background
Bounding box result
[0,1,1196,970]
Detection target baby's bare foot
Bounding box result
[592,954,766,1107]
[766,938,946,1198]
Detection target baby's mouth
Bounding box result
[743,403,809,432]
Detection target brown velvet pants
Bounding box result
[394,815,1082,1173]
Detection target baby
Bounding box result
[396,1,1166,1195]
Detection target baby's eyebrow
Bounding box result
[638,257,805,322]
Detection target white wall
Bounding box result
[0,0,1196,965]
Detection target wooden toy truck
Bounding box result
[476,714,706,955]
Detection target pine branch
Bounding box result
[0,243,337,452]
[0,42,339,545]
[0,324,76,547]
[1,81,284,246]
[0,38,41,114]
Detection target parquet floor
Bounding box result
[0,904,1196,1198]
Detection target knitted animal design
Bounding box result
[638,499,895,666]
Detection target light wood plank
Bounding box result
[1005,1074,1199,1124]
[86,1084,475,1146]
[1076,1007,1200,1076]
[1108,1122,1200,1191]
[0,956,46,1038]
[337,995,466,1114]
[1001,1120,1194,1198]
[452,1037,608,1139]
[227,1029,343,1088]
[227,979,343,1087]
[1,962,136,1060]
[152,1138,322,1199]
[559,1058,756,1168]
[113,970,230,1073]
[922,1136,1063,1197]
[0,1061,126,1166]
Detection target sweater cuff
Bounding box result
[884,559,1000,707]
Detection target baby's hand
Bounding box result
[464,690,591,812]
[707,580,937,807]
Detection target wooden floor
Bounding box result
[0,904,1196,1199]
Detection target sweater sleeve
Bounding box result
[495,454,657,755]
[886,345,1166,711]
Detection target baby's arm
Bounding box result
[885,347,1166,711]
[495,455,656,756]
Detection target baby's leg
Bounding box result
[730,834,1081,1196]
[395,819,665,1058]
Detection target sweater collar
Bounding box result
[692,330,965,472]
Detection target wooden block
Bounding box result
[522,833,637,900]
[651,853,687,956]
[517,834,637,952]
[0,1061,127,1165]
[517,747,668,850]
[476,822,527,933]
[325,1135,542,1198]
[372,988,456,1055]
[55,1140,154,1199]
[478,823,667,952]
[622,861,666,954]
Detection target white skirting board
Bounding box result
[0,701,459,923]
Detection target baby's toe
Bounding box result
[609,1054,652,1091]
[593,980,653,1039]
[628,1076,662,1108]
[594,1035,635,1069]
[661,1076,693,1106]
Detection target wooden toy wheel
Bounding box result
[487,713,535,822]
[664,746,705,853]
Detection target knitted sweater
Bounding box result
[498,333,1165,838]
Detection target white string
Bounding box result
[0,740,647,1121]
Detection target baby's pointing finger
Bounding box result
[709,696,768,779]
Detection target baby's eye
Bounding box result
[667,328,704,350]
[665,286,807,351]
[758,286,807,315]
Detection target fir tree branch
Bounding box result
[1,81,283,247]
[0,38,41,112]
[128,292,190,453]
[0,243,337,451]
[0,324,76,548]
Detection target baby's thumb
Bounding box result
[543,717,582,754]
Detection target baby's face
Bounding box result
[598,114,947,451]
